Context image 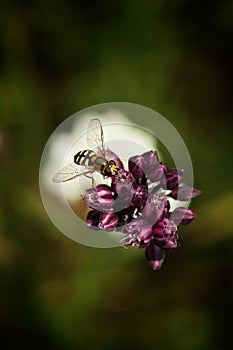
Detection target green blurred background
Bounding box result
[0,1,233,349]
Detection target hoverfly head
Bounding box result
[102,160,119,177]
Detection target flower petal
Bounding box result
[121,218,144,245]
[140,151,162,182]
[143,194,170,225]
[172,207,196,225]
[168,186,202,200]
[96,185,115,202]
[145,241,165,270]
[84,185,115,210]
[114,182,134,208]
[161,167,184,190]
[128,155,146,184]
[99,212,118,230]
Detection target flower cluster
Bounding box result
[84,149,201,270]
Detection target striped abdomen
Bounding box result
[74,149,107,170]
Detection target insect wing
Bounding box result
[52,163,91,183]
[86,118,105,153]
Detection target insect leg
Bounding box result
[84,173,96,188]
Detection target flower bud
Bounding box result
[145,241,165,270]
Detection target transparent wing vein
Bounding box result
[86,118,104,152]
[52,163,92,183]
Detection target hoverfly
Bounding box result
[52,118,119,183]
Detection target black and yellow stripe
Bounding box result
[74,150,96,166]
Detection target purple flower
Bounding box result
[153,217,180,249]
[129,150,166,184]
[84,149,201,270]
